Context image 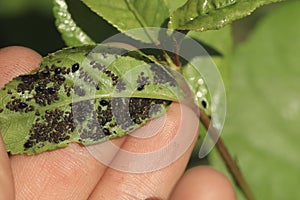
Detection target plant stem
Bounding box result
[199,109,256,200]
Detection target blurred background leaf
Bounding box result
[169,0,284,31]
[212,1,300,199]
[0,0,119,55]
[0,0,63,55]
[0,0,52,17]
[52,0,96,46]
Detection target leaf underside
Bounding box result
[169,0,285,31]
[53,0,95,46]
[0,45,190,155]
[81,0,170,43]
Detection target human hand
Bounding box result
[0,46,236,200]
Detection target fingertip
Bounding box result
[170,166,236,200]
[0,46,42,87]
[0,46,42,197]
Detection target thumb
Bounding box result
[0,46,42,87]
[0,46,42,198]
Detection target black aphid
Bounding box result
[24,141,34,149]
[72,63,80,73]
[35,85,46,93]
[41,69,50,77]
[55,67,62,74]
[35,110,40,116]
[100,116,107,126]
[103,128,110,136]
[201,100,207,109]
[54,74,65,81]
[137,84,145,91]
[47,87,56,94]
[18,102,28,109]
[100,99,109,106]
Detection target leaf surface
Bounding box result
[53,0,95,46]
[214,1,300,199]
[0,45,189,155]
[81,0,170,43]
[169,0,284,31]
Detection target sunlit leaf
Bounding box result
[164,0,187,13]
[169,0,284,31]
[53,0,95,46]
[81,0,170,43]
[0,45,191,155]
[213,1,300,199]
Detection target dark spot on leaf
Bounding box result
[111,75,118,81]
[24,141,34,149]
[137,84,145,91]
[100,99,109,106]
[54,74,65,81]
[25,105,35,113]
[74,86,86,96]
[72,63,80,73]
[103,128,110,136]
[100,116,107,126]
[105,70,112,76]
[35,110,40,116]
[150,63,177,87]
[201,100,207,109]
[55,67,62,74]
[47,87,56,94]
[35,85,46,93]
[115,79,126,91]
[18,102,28,109]
[41,69,50,77]
[137,72,150,89]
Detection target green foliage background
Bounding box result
[223,1,300,199]
[1,0,299,199]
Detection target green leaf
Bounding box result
[0,45,190,155]
[53,0,95,46]
[66,0,120,43]
[164,0,187,13]
[187,26,233,88]
[81,0,170,43]
[169,0,285,31]
[182,60,211,115]
[215,1,300,199]
[0,0,52,17]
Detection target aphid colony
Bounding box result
[0,46,176,154]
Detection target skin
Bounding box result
[0,46,236,200]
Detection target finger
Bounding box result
[0,46,42,87]
[0,135,14,199]
[11,143,107,199]
[0,46,41,199]
[89,103,200,199]
[11,140,126,199]
[0,46,120,199]
[170,166,236,200]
